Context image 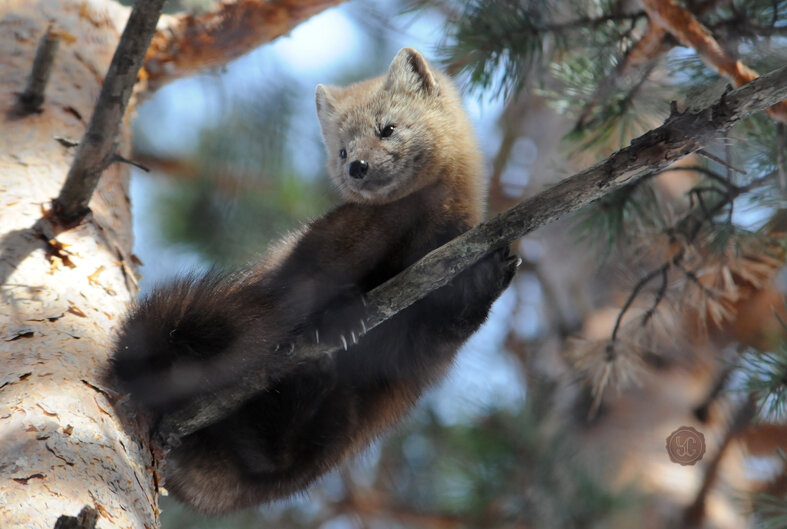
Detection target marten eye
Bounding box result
[339,149,347,159]
[380,124,396,138]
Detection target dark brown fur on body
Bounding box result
[111,48,517,514]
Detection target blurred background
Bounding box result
[126,1,787,527]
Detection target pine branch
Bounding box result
[143,0,347,91]
[445,1,644,96]
[574,0,729,130]
[641,0,787,123]
[587,169,776,407]
[51,0,166,227]
[574,21,667,130]
[153,63,787,442]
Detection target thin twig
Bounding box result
[681,395,757,528]
[676,171,779,242]
[696,148,746,175]
[611,261,672,343]
[658,165,735,185]
[52,0,166,227]
[693,365,734,422]
[777,123,786,192]
[111,153,150,173]
[19,26,59,113]
[642,265,670,325]
[155,63,787,441]
[675,262,716,297]
[541,11,646,33]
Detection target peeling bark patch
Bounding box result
[67,303,87,317]
[37,402,58,417]
[62,105,84,123]
[132,470,150,506]
[87,266,104,285]
[0,372,32,391]
[40,236,77,269]
[13,473,46,484]
[94,503,112,521]
[94,397,112,416]
[55,135,80,148]
[45,442,74,466]
[9,331,34,341]
[81,379,112,401]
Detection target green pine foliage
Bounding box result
[442,1,787,522]
[741,328,787,419]
[754,490,787,529]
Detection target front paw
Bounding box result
[309,287,368,350]
[497,247,521,294]
[473,246,520,299]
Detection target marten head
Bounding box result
[315,47,482,210]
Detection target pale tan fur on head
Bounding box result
[315,47,485,222]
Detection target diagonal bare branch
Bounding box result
[52,0,165,227]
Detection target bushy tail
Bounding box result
[110,270,261,414]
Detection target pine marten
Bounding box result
[111,47,518,514]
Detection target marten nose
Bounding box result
[348,160,369,179]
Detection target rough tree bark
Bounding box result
[0,1,347,528]
[0,1,152,527]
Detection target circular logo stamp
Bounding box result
[666,426,706,466]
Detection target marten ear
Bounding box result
[384,47,439,96]
[315,84,338,131]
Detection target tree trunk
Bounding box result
[0,0,355,525]
[0,1,156,527]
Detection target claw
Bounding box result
[360,320,367,334]
[360,295,367,307]
[275,343,295,355]
[340,335,348,351]
[315,329,320,343]
[351,331,357,344]
[515,257,523,267]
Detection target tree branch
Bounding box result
[18,25,59,113]
[51,0,165,227]
[155,63,787,442]
[641,0,787,123]
[142,0,347,91]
